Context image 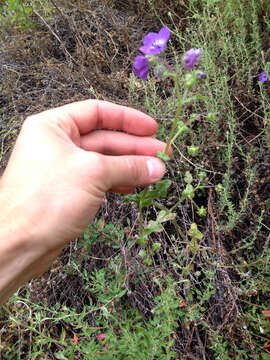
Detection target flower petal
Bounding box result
[142,32,158,46]
[133,56,150,81]
[139,27,170,55]
[258,72,268,83]
[184,48,202,69]
[158,27,170,43]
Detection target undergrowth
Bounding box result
[0,0,269,359]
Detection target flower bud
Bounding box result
[215,183,223,193]
[188,146,199,157]
[184,72,199,89]
[197,206,206,217]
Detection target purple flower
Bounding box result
[258,72,268,83]
[197,71,206,79]
[139,27,170,55]
[133,56,150,81]
[184,48,202,69]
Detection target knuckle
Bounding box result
[127,157,142,183]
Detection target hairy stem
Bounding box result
[163,75,183,155]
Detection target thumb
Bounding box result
[100,155,166,190]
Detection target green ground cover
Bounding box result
[0,0,270,359]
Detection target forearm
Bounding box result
[0,191,43,305]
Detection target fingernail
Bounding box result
[146,158,165,182]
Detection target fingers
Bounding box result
[99,155,166,191]
[43,99,158,136]
[80,130,172,156]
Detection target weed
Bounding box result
[1,0,35,31]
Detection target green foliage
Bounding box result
[2,0,35,30]
[125,179,171,208]
[2,275,180,359]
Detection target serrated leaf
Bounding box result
[184,171,193,184]
[157,210,176,223]
[125,193,140,205]
[157,150,170,161]
[144,220,163,235]
[140,199,152,207]
[155,179,172,197]
[182,184,195,199]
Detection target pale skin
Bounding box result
[0,99,171,305]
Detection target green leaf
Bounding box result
[136,235,148,245]
[125,193,140,205]
[144,257,152,265]
[25,7,33,14]
[177,121,188,135]
[152,242,161,252]
[184,73,197,89]
[215,183,223,193]
[197,206,207,217]
[157,210,176,223]
[157,151,170,162]
[138,249,146,258]
[117,289,127,298]
[182,184,195,199]
[144,220,163,235]
[198,171,207,180]
[140,196,154,207]
[125,179,171,208]
[8,0,20,10]
[184,171,193,184]
[188,223,203,240]
[55,352,67,360]
[206,112,216,121]
[187,146,199,157]
[155,179,172,197]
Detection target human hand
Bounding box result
[0,100,170,301]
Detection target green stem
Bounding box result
[191,199,200,210]
[163,75,183,155]
[139,185,149,237]
[169,198,185,212]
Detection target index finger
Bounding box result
[50,99,158,136]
